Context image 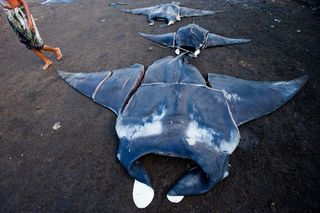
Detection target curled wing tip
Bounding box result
[56,69,68,78]
[138,32,151,37]
[242,38,252,43]
[297,74,309,84]
[139,32,175,47]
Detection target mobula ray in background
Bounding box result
[140,23,251,57]
[57,54,307,208]
[41,0,77,5]
[123,2,219,26]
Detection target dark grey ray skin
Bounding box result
[123,2,217,26]
[140,23,251,56]
[41,0,77,4]
[57,55,307,201]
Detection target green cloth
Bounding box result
[5,6,44,49]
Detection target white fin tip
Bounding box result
[132,180,154,208]
[167,195,184,203]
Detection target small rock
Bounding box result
[274,18,281,23]
[101,19,106,22]
[148,46,153,51]
[271,25,275,28]
[296,29,301,33]
[270,201,277,212]
[52,122,61,130]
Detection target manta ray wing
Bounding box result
[123,6,155,16]
[57,64,145,115]
[179,6,216,17]
[205,33,251,47]
[208,73,308,125]
[139,32,175,48]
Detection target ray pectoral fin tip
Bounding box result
[138,32,148,37]
[56,70,68,79]
[215,10,224,14]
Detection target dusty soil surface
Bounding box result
[0,0,319,212]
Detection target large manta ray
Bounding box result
[140,23,251,57]
[123,2,218,26]
[57,55,307,208]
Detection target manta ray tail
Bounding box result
[205,33,251,47]
[57,64,145,115]
[208,74,308,125]
[139,32,175,47]
[180,7,219,17]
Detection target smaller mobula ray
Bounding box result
[122,2,219,26]
[57,54,307,208]
[140,23,251,57]
[41,0,77,4]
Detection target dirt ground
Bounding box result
[0,0,319,212]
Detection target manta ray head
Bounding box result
[175,24,209,55]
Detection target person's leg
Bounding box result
[32,48,53,71]
[42,45,62,60]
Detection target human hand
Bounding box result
[28,20,35,33]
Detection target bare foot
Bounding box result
[55,48,62,61]
[42,60,53,71]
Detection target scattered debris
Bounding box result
[270,201,277,212]
[109,2,127,7]
[52,122,61,130]
[274,18,281,23]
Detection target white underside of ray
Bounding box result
[174,48,200,57]
[167,195,184,203]
[116,107,167,140]
[132,180,154,208]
